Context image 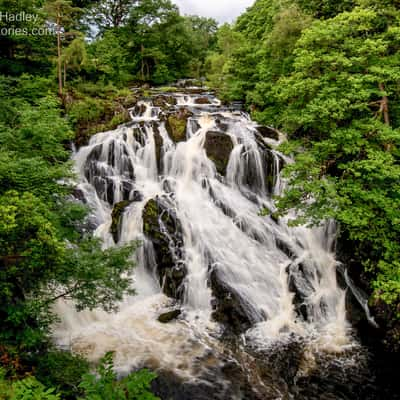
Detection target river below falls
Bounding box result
[53,86,390,399]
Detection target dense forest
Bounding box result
[207,0,400,350]
[0,0,399,398]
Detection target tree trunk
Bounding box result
[379,83,390,126]
[63,62,67,88]
[145,60,150,81]
[141,44,145,81]
[57,12,63,98]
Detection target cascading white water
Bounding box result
[53,89,354,378]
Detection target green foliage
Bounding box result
[87,30,134,85]
[0,51,138,354]
[296,0,355,18]
[79,352,159,400]
[0,352,160,400]
[82,0,217,84]
[4,96,73,162]
[34,350,89,399]
[0,0,54,75]
[270,8,400,307]
[217,0,400,314]
[205,24,247,99]
[0,368,59,400]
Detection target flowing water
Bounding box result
[53,88,374,399]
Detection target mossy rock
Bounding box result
[204,131,234,176]
[111,200,132,243]
[70,92,135,148]
[165,108,193,143]
[153,95,177,109]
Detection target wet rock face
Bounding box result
[209,269,254,334]
[255,125,280,141]
[149,121,164,173]
[110,200,132,243]
[287,263,314,321]
[165,108,193,143]
[83,141,135,205]
[142,197,187,299]
[110,192,143,243]
[204,131,234,176]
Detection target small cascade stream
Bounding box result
[54,88,374,399]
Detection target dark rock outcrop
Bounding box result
[72,187,86,203]
[110,200,132,243]
[255,125,280,141]
[204,131,234,176]
[209,269,255,333]
[148,121,164,173]
[158,309,181,323]
[142,197,186,299]
[194,97,211,105]
[287,263,313,321]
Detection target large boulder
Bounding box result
[165,108,193,142]
[142,197,187,299]
[209,269,255,333]
[204,131,234,176]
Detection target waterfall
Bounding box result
[53,89,354,380]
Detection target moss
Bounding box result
[158,86,179,93]
[164,109,193,143]
[166,115,187,142]
[67,88,137,147]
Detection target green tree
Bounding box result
[0,0,53,75]
[43,0,82,96]
[62,36,87,87]
[87,0,138,33]
[0,93,137,350]
[271,5,400,309]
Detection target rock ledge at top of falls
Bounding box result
[142,197,187,299]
